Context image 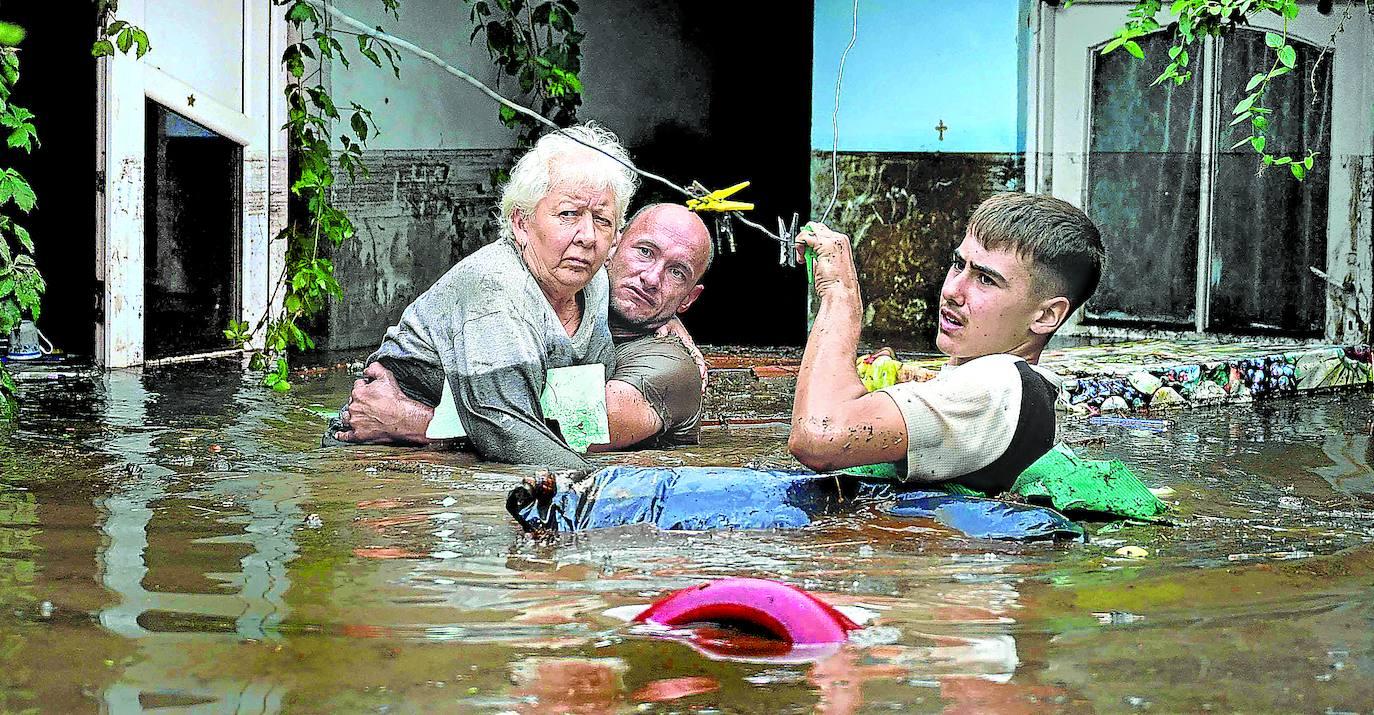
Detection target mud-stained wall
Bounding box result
[318,149,514,350]
[810,151,1024,349]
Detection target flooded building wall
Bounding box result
[1031,1,1373,344]
[808,152,1024,349]
[319,0,814,350]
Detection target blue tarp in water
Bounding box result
[507,466,1083,542]
[885,492,1085,541]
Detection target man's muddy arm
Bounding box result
[334,362,436,445]
[789,224,908,471]
[656,316,707,386]
[587,380,664,452]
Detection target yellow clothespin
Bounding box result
[686,181,755,213]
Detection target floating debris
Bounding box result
[1094,611,1146,625]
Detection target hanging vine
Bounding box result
[224,0,402,391]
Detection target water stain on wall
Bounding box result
[321,148,514,350]
[810,151,1023,349]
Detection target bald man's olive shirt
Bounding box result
[610,334,703,448]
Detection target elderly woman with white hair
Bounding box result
[330,124,638,468]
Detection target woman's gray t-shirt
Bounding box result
[368,239,615,468]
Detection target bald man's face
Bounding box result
[608,209,710,331]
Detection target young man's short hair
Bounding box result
[967,193,1106,313]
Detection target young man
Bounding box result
[333,203,712,454]
[789,192,1105,494]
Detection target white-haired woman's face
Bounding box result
[511,181,617,298]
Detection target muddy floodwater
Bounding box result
[2,360,1373,713]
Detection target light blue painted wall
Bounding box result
[812,0,1021,152]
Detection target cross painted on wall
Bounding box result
[935,119,947,141]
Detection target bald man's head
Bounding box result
[607,203,713,333]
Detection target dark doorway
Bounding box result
[143,101,240,360]
[5,6,99,359]
[630,0,814,347]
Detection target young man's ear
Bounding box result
[1030,295,1073,336]
[675,284,705,315]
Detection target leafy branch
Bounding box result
[1088,0,1324,179]
[0,46,41,420]
[464,0,583,147]
[225,0,401,391]
[92,2,151,59]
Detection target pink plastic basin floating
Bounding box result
[633,577,860,646]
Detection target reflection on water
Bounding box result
[0,361,1371,712]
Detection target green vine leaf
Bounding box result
[0,168,35,212]
[287,2,319,24]
[132,28,151,57]
[1277,44,1296,68]
[11,222,30,253]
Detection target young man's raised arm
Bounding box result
[789,224,909,472]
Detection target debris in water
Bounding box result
[1113,545,1149,559]
[1226,550,1313,561]
[1087,416,1172,432]
[353,547,422,559]
[1094,611,1145,625]
[632,676,720,703]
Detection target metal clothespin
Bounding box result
[777,212,800,266]
[715,215,736,254]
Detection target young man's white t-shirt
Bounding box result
[876,353,1063,494]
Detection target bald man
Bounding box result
[593,203,713,449]
[333,203,712,451]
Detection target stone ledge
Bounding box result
[701,340,1374,422]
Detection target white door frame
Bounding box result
[95,0,288,368]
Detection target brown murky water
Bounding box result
[2,360,1373,713]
